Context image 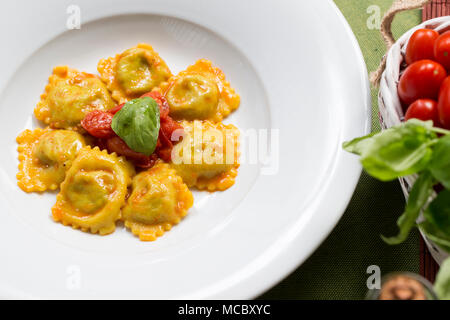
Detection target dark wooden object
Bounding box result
[420,0,449,282]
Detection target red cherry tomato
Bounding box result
[405,99,440,125]
[106,136,147,160]
[156,117,184,162]
[133,154,158,169]
[140,91,170,118]
[108,103,124,115]
[437,76,450,129]
[405,29,439,65]
[82,91,179,166]
[105,136,157,168]
[108,92,170,118]
[81,110,115,138]
[157,132,172,162]
[434,31,450,71]
[160,116,183,139]
[398,59,447,106]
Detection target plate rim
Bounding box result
[0,0,371,299]
[237,1,372,298]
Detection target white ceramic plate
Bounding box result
[0,0,370,299]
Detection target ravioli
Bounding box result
[122,163,193,241]
[98,43,172,103]
[16,128,86,192]
[34,66,116,130]
[171,120,240,191]
[156,59,240,122]
[52,146,135,235]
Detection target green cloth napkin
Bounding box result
[260,0,422,300]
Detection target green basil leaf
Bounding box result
[382,171,434,245]
[344,119,437,181]
[111,97,160,156]
[342,131,377,155]
[424,189,450,235]
[429,135,450,190]
[419,221,450,253]
[435,257,450,300]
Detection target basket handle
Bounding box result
[370,0,431,87]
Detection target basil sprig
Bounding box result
[382,171,434,245]
[344,119,450,246]
[343,119,437,181]
[429,135,450,190]
[111,97,160,156]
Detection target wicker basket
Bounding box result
[378,15,450,265]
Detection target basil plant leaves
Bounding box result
[343,119,437,181]
[429,135,450,190]
[343,119,450,247]
[382,171,434,245]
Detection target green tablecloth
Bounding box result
[261,0,423,300]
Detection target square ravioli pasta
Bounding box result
[35,66,116,130]
[16,41,244,242]
[122,163,193,241]
[16,128,86,192]
[155,59,240,122]
[98,43,172,104]
[171,120,240,191]
[52,146,135,235]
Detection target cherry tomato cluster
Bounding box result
[81,91,183,168]
[398,29,450,128]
